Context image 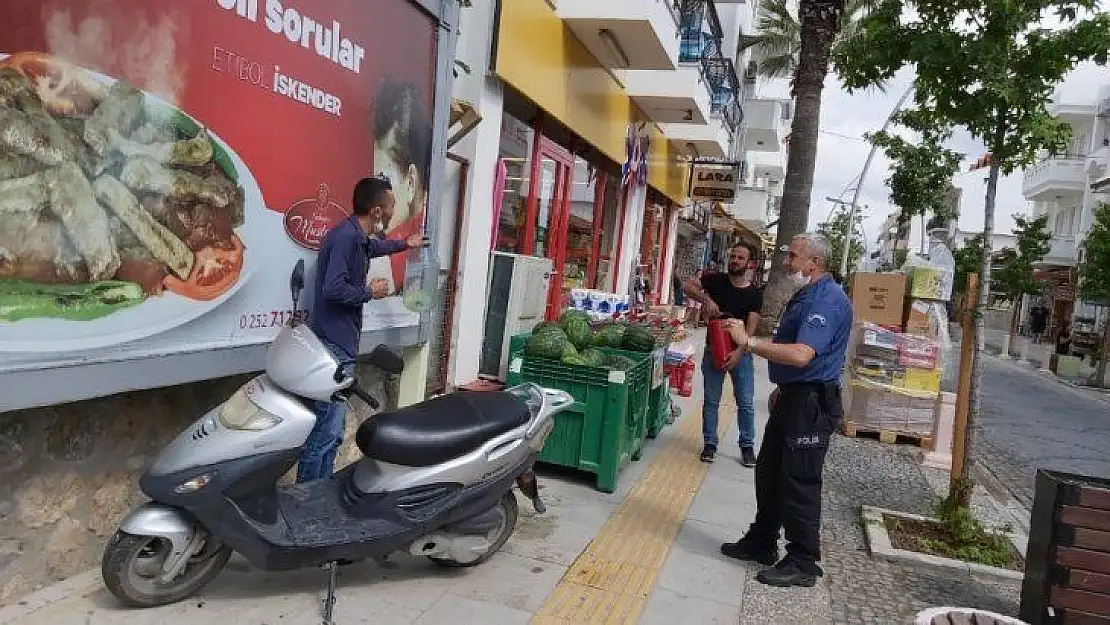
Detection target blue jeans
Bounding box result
[701,350,756,449]
[296,340,356,483]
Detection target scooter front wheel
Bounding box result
[429,490,519,568]
[102,530,231,608]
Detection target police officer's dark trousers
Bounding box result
[746,382,842,571]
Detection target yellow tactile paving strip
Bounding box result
[532,398,736,624]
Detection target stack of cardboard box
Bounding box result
[842,272,950,438]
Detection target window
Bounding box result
[562,157,596,290]
[494,115,535,254]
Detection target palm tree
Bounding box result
[740,0,873,79]
[752,0,849,333]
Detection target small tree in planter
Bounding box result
[994,214,1052,357]
[1078,203,1110,388]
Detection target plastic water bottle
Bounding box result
[402,243,437,312]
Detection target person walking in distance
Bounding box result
[683,243,762,465]
[718,233,852,587]
[298,176,426,484]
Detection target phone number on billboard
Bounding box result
[239,310,310,330]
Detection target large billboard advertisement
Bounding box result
[0,0,440,408]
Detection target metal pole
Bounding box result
[839,83,916,276]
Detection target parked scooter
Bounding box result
[101,260,573,623]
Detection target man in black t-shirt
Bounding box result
[683,242,763,465]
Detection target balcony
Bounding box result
[749,151,785,182]
[741,98,785,152]
[1022,156,1087,200]
[1035,235,1080,267]
[662,116,730,158]
[618,65,712,124]
[555,0,680,71]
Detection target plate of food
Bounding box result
[0,51,264,352]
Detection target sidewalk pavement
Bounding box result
[0,343,1023,625]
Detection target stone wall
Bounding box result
[0,364,395,606]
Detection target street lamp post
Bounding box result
[838,84,916,277]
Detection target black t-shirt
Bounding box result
[701,273,763,325]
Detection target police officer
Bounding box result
[717,232,853,588]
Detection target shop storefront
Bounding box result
[492,111,626,318]
[444,0,691,388]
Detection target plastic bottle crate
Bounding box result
[506,336,652,493]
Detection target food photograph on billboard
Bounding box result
[0,0,438,388]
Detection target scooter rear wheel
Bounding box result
[429,490,519,568]
[102,530,231,608]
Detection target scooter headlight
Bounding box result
[218,389,283,431]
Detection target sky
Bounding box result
[754,61,1110,255]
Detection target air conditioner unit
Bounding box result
[479,252,553,379]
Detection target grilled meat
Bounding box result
[84,80,143,155]
[44,163,120,281]
[94,174,194,279]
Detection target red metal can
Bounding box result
[707,319,736,370]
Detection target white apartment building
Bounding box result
[1021,83,1110,334]
[716,0,792,236]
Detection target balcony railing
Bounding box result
[676,0,741,133]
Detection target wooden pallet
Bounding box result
[841,422,932,448]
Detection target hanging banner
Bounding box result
[690,164,739,202]
[0,0,438,408]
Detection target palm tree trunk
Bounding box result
[758,0,846,335]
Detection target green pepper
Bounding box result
[0,280,146,322]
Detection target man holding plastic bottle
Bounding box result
[298,176,425,484]
[682,242,762,465]
[718,232,852,588]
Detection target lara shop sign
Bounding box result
[0,0,438,406]
[690,165,739,202]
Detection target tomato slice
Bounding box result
[0,52,104,116]
[164,236,245,302]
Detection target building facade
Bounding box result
[1021,82,1110,338]
[440,0,788,388]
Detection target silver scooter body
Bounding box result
[108,316,571,608]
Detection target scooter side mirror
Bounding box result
[367,344,404,375]
[290,259,305,305]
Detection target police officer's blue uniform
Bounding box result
[743,274,852,576]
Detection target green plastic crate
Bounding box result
[646,382,672,438]
[506,335,652,493]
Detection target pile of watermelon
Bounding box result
[523,309,657,371]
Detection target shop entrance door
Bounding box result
[524,137,574,321]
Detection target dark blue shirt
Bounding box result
[310,217,406,357]
[768,274,853,385]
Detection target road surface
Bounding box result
[975,355,1110,509]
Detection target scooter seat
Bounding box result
[355,391,531,467]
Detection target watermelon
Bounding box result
[525,326,569,360]
[564,317,592,350]
[591,324,626,348]
[558,309,590,329]
[532,321,562,336]
[579,348,606,367]
[622,325,656,352]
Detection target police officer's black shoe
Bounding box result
[756,556,822,587]
[740,447,757,467]
[720,538,778,566]
[699,444,716,463]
